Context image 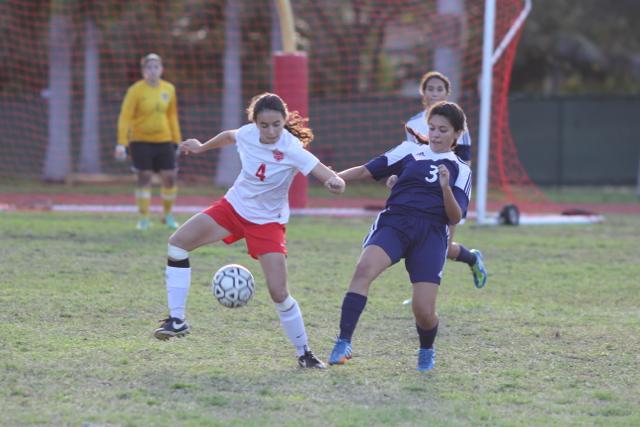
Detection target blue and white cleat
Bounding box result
[136,218,151,231]
[470,249,488,289]
[417,348,435,372]
[328,338,352,365]
[163,214,179,230]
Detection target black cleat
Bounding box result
[298,349,326,369]
[154,317,191,340]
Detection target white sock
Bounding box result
[275,296,308,356]
[166,265,191,320]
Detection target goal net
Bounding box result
[0,0,540,208]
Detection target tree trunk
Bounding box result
[43,7,72,181]
[636,152,640,197]
[79,18,101,173]
[215,0,242,187]
[434,0,464,103]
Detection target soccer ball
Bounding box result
[212,264,255,308]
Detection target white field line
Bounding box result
[8,203,603,223]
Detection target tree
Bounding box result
[512,0,640,94]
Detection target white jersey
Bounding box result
[224,124,319,224]
[405,110,471,147]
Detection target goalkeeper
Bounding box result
[114,53,182,231]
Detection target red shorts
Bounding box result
[203,198,287,259]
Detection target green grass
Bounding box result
[1,211,640,426]
[2,175,639,202]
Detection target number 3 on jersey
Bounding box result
[425,164,439,183]
[255,163,267,181]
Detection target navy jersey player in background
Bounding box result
[402,71,487,290]
[327,101,471,372]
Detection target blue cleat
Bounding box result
[417,348,435,372]
[163,214,179,230]
[470,249,488,289]
[136,218,150,231]
[328,338,352,365]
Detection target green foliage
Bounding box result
[513,0,640,94]
[1,211,639,426]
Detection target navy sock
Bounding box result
[338,292,367,342]
[416,322,439,349]
[455,245,476,266]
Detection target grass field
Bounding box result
[1,176,640,204]
[2,209,639,426]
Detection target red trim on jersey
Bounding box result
[203,198,287,259]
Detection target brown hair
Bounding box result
[246,93,314,147]
[419,71,451,96]
[428,101,467,149]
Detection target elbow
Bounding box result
[448,210,462,225]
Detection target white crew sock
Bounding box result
[275,296,308,356]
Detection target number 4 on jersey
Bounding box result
[255,163,267,181]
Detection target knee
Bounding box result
[269,287,289,304]
[413,303,437,328]
[265,275,288,303]
[353,259,379,282]
[138,172,152,186]
[163,173,177,187]
[446,241,458,260]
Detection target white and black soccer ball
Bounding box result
[212,264,255,308]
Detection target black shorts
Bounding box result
[129,142,176,172]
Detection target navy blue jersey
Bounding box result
[365,144,471,224]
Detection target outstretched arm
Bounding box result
[310,162,345,194]
[180,130,236,155]
[337,165,373,182]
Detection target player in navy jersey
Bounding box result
[328,101,471,371]
[153,93,345,369]
[401,71,486,291]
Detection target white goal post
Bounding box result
[476,0,532,225]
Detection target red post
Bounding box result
[273,51,309,208]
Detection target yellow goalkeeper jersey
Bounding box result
[117,79,181,147]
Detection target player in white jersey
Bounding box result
[153,93,345,369]
[400,71,487,291]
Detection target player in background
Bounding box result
[153,93,345,369]
[400,71,487,291]
[115,53,182,231]
[328,101,471,371]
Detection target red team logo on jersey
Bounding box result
[272,149,284,161]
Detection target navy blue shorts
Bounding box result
[362,209,449,284]
[129,142,176,172]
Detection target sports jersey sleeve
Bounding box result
[167,84,181,144]
[288,143,320,176]
[117,85,137,147]
[365,152,409,181]
[453,162,472,216]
